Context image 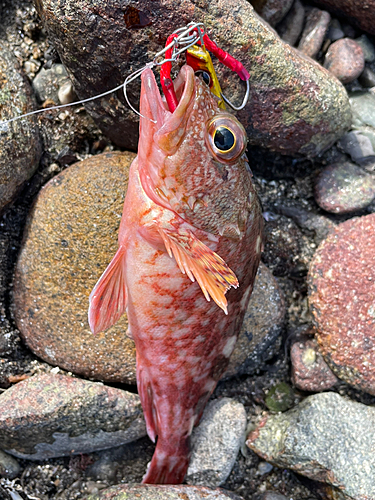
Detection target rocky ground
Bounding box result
[0,0,375,499]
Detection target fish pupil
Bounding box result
[214,126,235,152]
[195,70,211,86]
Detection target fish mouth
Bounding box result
[140,65,196,153]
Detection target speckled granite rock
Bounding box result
[308,214,375,394]
[35,0,351,157]
[246,392,375,500]
[186,398,247,487]
[324,38,365,84]
[87,484,243,500]
[0,45,41,213]
[224,263,285,378]
[13,151,137,384]
[0,373,146,460]
[314,0,375,35]
[314,161,375,213]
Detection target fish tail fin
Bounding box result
[88,246,127,334]
[142,437,190,484]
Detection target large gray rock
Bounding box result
[247,392,375,500]
[0,373,146,460]
[0,46,41,213]
[35,0,351,157]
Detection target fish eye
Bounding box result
[195,70,211,86]
[206,114,247,163]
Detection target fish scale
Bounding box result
[88,64,263,484]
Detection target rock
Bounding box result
[358,67,375,88]
[254,493,287,500]
[350,91,375,128]
[0,450,21,479]
[326,18,344,42]
[338,130,375,166]
[249,0,294,26]
[324,38,365,84]
[313,0,375,35]
[32,63,73,104]
[224,263,285,379]
[35,0,351,157]
[0,45,42,213]
[246,392,375,500]
[277,205,336,244]
[0,373,146,460]
[308,214,375,394]
[86,484,243,500]
[291,336,338,391]
[277,0,305,46]
[257,462,273,475]
[355,35,375,63]
[314,161,375,213]
[13,151,137,384]
[186,398,247,487]
[265,382,294,412]
[297,8,331,58]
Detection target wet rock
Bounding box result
[246,392,375,500]
[32,63,73,104]
[36,0,351,157]
[277,0,305,46]
[324,38,365,84]
[355,35,375,63]
[350,91,375,128]
[0,450,21,479]
[338,130,375,166]
[291,337,338,391]
[225,263,285,378]
[265,382,294,412]
[358,67,375,88]
[314,161,375,214]
[297,8,331,58]
[249,0,294,26]
[314,0,375,35]
[308,214,375,394]
[13,151,137,384]
[0,373,146,460]
[87,484,243,500]
[0,46,42,213]
[326,18,344,42]
[186,398,247,487]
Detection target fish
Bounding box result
[88,63,263,484]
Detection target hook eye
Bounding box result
[221,79,250,111]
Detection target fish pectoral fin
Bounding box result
[158,226,238,314]
[88,246,127,334]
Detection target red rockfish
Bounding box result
[88,64,263,484]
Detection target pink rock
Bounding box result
[324,38,365,83]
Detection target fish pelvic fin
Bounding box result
[158,225,238,314]
[88,246,127,334]
[142,436,190,484]
[137,358,158,443]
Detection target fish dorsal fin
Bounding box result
[88,246,127,334]
[157,226,238,314]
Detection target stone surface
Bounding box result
[308,214,375,394]
[324,38,365,84]
[13,151,137,384]
[338,130,375,165]
[355,35,375,63]
[298,8,331,58]
[186,398,247,487]
[326,18,344,42]
[350,91,375,128]
[291,336,338,391]
[358,67,375,88]
[87,484,243,500]
[277,0,305,46]
[32,63,72,104]
[0,450,21,479]
[35,0,351,157]
[249,0,294,26]
[224,263,285,379]
[314,0,375,35]
[0,373,146,460]
[265,382,294,412]
[247,392,375,500]
[0,45,41,213]
[314,161,375,213]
